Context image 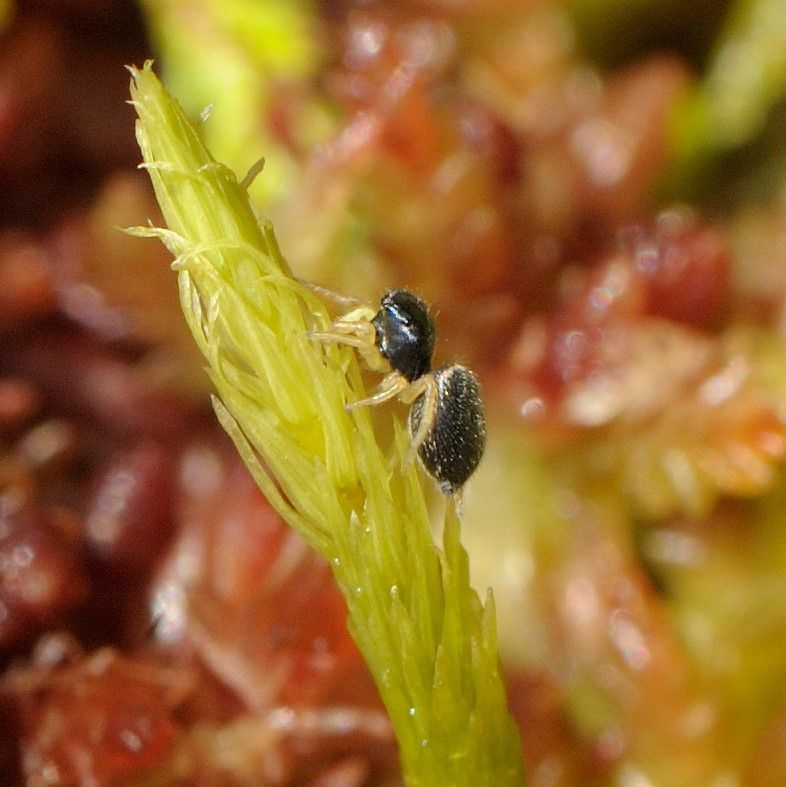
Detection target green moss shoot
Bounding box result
[671,0,786,161]
[128,62,524,786]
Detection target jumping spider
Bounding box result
[310,289,485,496]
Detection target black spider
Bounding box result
[310,289,485,496]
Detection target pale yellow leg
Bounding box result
[307,308,377,347]
[308,308,389,373]
[299,279,364,309]
[402,375,438,463]
[348,371,408,410]
[308,327,373,350]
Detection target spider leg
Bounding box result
[299,279,365,309]
[308,296,376,343]
[307,330,371,350]
[402,374,438,464]
[348,372,408,410]
[309,312,389,373]
[308,307,377,341]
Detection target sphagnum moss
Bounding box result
[128,62,525,786]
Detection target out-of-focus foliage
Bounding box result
[565,326,786,519]
[644,486,786,771]
[140,0,333,207]
[128,63,524,787]
[570,0,729,68]
[673,0,786,159]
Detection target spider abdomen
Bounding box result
[409,365,486,496]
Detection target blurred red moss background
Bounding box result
[4,0,786,784]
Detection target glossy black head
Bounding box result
[372,290,435,382]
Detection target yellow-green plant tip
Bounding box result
[129,61,524,786]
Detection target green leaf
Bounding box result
[128,61,525,786]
